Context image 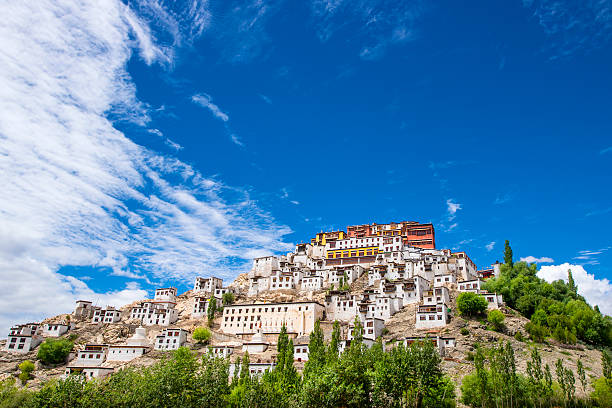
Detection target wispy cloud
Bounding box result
[310,0,428,60]
[572,247,611,265]
[259,94,272,104]
[600,146,612,154]
[538,263,612,315]
[446,199,462,220]
[520,256,555,263]
[192,93,230,122]
[523,0,612,59]
[486,241,496,251]
[494,192,514,205]
[0,0,290,333]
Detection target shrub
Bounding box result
[192,327,211,344]
[37,338,73,365]
[222,291,235,305]
[487,310,505,332]
[514,331,525,342]
[525,322,548,343]
[591,377,612,407]
[18,360,35,385]
[461,327,470,336]
[457,292,488,316]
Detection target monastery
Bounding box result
[3,220,504,379]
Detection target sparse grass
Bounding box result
[461,327,469,336]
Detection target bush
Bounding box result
[192,327,211,344]
[591,377,612,407]
[457,292,488,316]
[461,327,470,336]
[37,338,73,365]
[514,331,525,342]
[18,360,35,385]
[487,310,505,332]
[222,291,235,305]
[525,322,548,343]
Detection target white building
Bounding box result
[154,287,177,302]
[42,323,69,337]
[415,303,450,329]
[294,343,309,362]
[457,279,483,293]
[350,317,384,341]
[209,345,235,358]
[324,292,360,322]
[221,301,324,336]
[92,307,121,324]
[4,324,42,353]
[482,292,504,309]
[194,277,223,293]
[154,328,188,351]
[403,336,457,356]
[300,275,323,291]
[434,274,457,287]
[193,295,223,318]
[229,362,275,378]
[130,293,179,327]
[64,366,114,380]
[422,287,450,306]
[74,300,95,319]
[107,327,149,362]
[242,331,269,354]
[73,344,108,365]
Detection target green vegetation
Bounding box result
[504,240,513,269]
[222,291,235,305]
[1,320,454,408]
[461,342,611,407]
[18,360,35,385]
[460,327,470,336]
[484,243,612,347]
[192,327,212,344]
[36,338,73,365]
[487,309,505,332]
[457,292,488,316]
[207,297,217,327]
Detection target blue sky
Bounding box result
[1,0,611,331]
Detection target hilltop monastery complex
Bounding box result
[3,221,503,380]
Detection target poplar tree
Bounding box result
[305,320,325,374]
[328,320,341,361]
[207,297,217,327]
[504,240,513,268]
[567,269,577,294]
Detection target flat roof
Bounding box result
[226,301,324,307]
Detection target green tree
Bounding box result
[328,320,341,361]
[576,359,587,396]
[457,292,488,316]
[207,297,217,327]
[503,240,513,268]
[37,338,73,365]
[603,350,612,380]
[591,377,612,407]
[18,360,35,385]
[222,291,235,305]
[192,327,211,344]
[305,320,325,375]
[487,310,505,332]
[567,269,577,295]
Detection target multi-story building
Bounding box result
[194,277,223,293]
[130,288,179,326]
[91,307,121,324]
[221,301,324,336]
[65,344,113,380]
[42,323,69,337]
[4,324,42,353]
[107,327,149,362]
[325,292,361,322]
[415,303,450,329]
[74,300,95,319]
[477,262,501,280]
[154,328,188,351]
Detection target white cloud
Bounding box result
[311,0,427,59]
[259,94,272,104]
[538,263,612,315]
[445,223,458,232]
[230,133,244,147]
[523,0,612,59]
[0,0,291,334]
[486,241,496,251]
[600,146,612,154]
[520,256,555,263]
[192,93,230,122]
[446,199,462,220]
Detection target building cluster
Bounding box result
[3,221,505,380]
